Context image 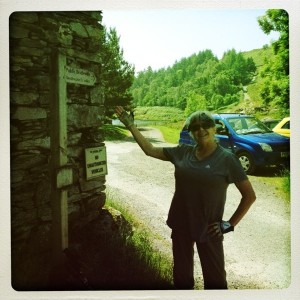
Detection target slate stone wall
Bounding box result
[10,11,108,289]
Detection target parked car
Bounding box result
[272,117,290,137]
[179,113,290,174]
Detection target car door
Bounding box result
[215,120,235,153]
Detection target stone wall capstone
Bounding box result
[10,11,109,290]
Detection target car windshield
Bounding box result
[226,117,272,135]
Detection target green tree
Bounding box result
[102,27,135,115]
[221,49,256,85]
[184,93,206,117]
[258,9,289,114]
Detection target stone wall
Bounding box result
[10,12,108,289]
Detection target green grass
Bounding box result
[102,124,129,140]
[134,106,185,122]
[104,195,173,289]
[251,167,290,203]
[153,122,183,144]
[278,168,290,203]
[266,176,289,202]
[242,46,273,69]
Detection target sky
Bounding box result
[102,9,280,73]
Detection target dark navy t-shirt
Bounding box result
[163,144,247,242]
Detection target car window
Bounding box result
[227,117,271,134]
[215,119,228,135]
[228,119,243,131]
[282,121,290,129]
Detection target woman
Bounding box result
[115,106,256,290]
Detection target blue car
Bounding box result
[179,113,290,174]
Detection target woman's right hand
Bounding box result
[115,106,134,129]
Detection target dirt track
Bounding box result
[105,127,290,289]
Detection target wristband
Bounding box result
[220,221,234,234]
[208,220,234,238]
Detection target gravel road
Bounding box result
[105,127,290,290]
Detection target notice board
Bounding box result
[85,146,108,180]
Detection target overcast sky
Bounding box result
[102,9,280,73]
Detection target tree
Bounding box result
[184,93,206,117]
[102,27,135,115]
[221,49,256,85]
[258,9,288,74]
[258,9,289,114]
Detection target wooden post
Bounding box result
[50,50,69,261]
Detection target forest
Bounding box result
[130,49,256,114]
[103,9,289,118]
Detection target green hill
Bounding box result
[239,46,277,118]
[131,46,282,121]
[242,46,273,69]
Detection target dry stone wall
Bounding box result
[10,11,109,289]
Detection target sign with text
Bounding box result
[85,146,107,180]
[65,66,96,86]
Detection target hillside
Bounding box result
[242,46,273,69]
[131,46,282,120]
[131,49,256,113]
[239,46,277,118]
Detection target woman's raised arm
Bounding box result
[115,106,168,161]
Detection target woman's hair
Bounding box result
[186,110,215,131]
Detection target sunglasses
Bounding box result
[189,122,214,132]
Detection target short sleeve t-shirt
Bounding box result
[163,144,247,242]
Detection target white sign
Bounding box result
[65,66,96,86]
[85,146,107,180]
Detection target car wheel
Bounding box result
[237,151,256,174]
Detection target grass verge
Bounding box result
[103,196,174,289]
[66,201,173,290]
[278,168,290,203]
[152,123,182,144]
[251,167,290,203]
[102,124,129,140]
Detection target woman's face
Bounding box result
[190,121,216,145]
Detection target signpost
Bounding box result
[50,50,101,263]
[50,51,69,260]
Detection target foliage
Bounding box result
[258,9,289,115]
[131,49,256,111]
[101,25,135,117]
[134,106,185,122]
[184,93,207,116]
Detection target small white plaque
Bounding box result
[85,146,107,180]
